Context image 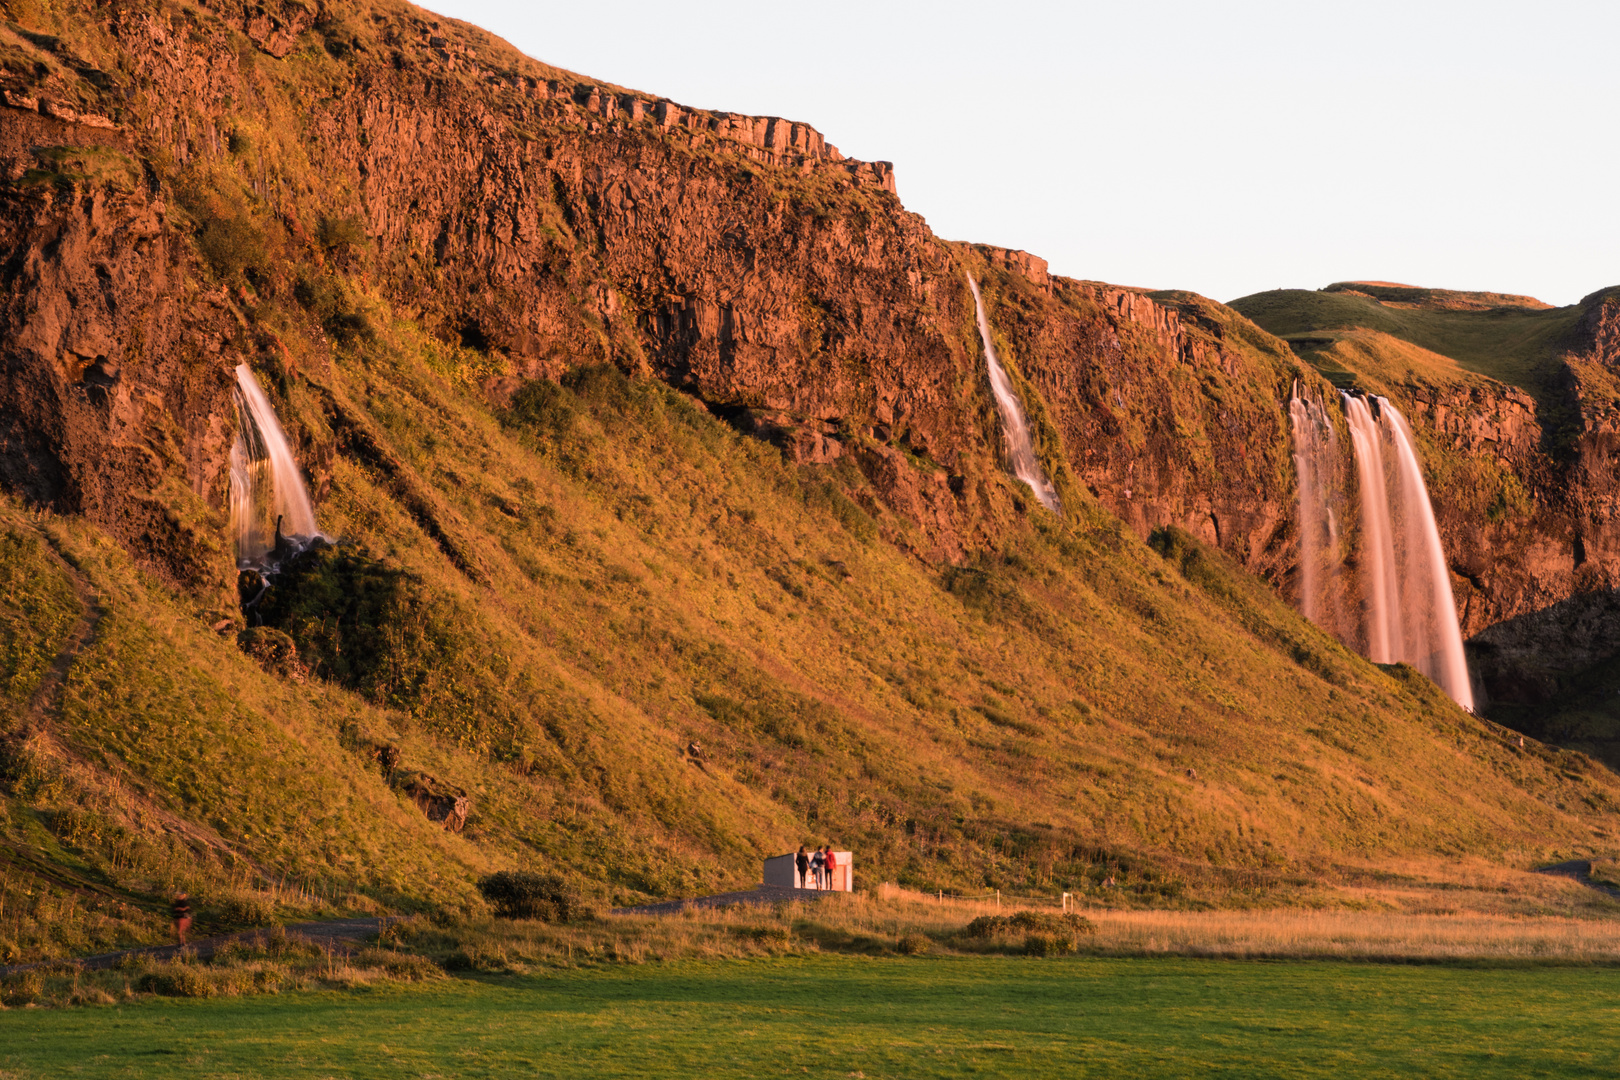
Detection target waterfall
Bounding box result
[1288,389,1345,635]
[229,363,321,567]
[1380,403,1474,711]
[1343,394,1403,663]
[1292,389,1473,711]
[966,274,1062,515]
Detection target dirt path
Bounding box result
[0,917,402,976]
[612,884,841,916]
[1535,859,1620,900]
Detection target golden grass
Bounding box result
[388,865,1620,972]
[1081,909,1620,962]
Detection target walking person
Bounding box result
[824,847,839,891]
[795,845,810,889]
[810,846,826,890]
[172,892,193,945]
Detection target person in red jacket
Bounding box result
[824,848,839,891]
[172,892,193,945]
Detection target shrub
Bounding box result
[292,270,374,342]
[507,378,577,441]
[236,627,307,683]
[196,211,267,280]
[963,910,1095,941]
[1,969,43,1005]
[213,890,276,928]
[478,871,581,922]
[1024,931,1076,957]
[352,948,443,982]
[316,214,366,251]
[896,932,932,955]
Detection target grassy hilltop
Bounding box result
[1,1,1619,968]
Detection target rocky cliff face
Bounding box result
[0,104,238,598]
[0,0,1323,585]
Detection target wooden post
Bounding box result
[996,889,1001,909]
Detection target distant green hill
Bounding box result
[1229,285,1583,404]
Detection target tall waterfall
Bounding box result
[1344,395,1403,663]
[966,275,1062,515]
[1291,389,1473,711]
[229,363,321,567]
[1378,401,1474,711]
[1288,390,1345,635]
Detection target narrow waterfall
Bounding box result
[1292,389,1474,711]
[229,363,321,567]
[1288,389,1345,635]
[966,275,1062,515]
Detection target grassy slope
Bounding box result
[8,275,1620,962]
[1228,287,1581,404]
[5,957,1620,1079]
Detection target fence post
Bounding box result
[996,889,1001,910]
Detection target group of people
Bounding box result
[794,845,840,890]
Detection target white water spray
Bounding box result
[1343,394,1403,664]
[1379,402,1474,711]
[229,363,321,567]
[1295,391,1474,711]
[966,275,1062,515]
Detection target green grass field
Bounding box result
[4,956,1617,1078]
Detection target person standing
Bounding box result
[795,845,810,889]
[824,848,839,891]
[810,847,826,890]
[172,892,193,945]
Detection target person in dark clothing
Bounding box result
[795,845,810,889]
[172,892,193,945]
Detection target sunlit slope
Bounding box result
[12,273,1620,959]
[1230,286,1582,401]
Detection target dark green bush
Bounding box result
[962,910,1094,940]
[896,932,932,955]
[293,270,373,342]
[1023,930,1075,957]
[197,211,267,280]
[477,871,581,922]
[507,378,576,440]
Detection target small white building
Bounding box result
[764,851,853,892]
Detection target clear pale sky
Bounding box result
[422,1,1617,307]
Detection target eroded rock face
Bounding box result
[0,109,236,593]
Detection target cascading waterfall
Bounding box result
[1343,394,1403,663]
[1291,389,1474,711]
[1379,402,1474,711]
[1287,388,1345,635]
[966,274,1062,515]
[229,363,321,567]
